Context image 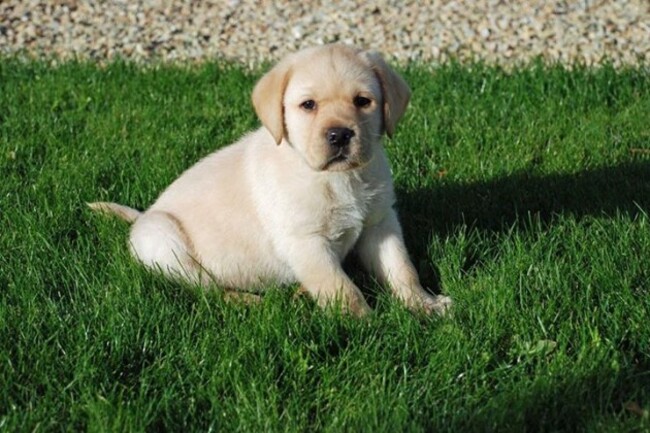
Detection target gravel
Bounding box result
[1,0,649,67]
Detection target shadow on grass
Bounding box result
[444,360,650,432]
[397,160,650,289]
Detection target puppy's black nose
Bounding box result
[327,127,355,147]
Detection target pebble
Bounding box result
[0,0,649,67]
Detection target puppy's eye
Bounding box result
[300,100,316,111]
[353,96,372,108]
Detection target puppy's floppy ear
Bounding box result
[252,58,292,145]
[361,51,411,138]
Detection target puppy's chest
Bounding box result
[320,177,382,255]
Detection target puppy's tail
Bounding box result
[87,201,141,223]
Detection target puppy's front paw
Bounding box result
[407,293,452,316]
[427,294,453,316]
[346,292,372,317]
[302,285,372,317]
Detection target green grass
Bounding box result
[1,57,650,432]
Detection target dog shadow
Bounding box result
[393,159,650,291]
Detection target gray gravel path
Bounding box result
[1,0,649,66]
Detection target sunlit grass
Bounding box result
[1,58,649,432]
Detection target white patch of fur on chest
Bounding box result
[320,173,379,258]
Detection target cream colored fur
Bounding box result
[90,44,451,316]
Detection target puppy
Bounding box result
[90,44,451,316]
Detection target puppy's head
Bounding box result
[252,45,411,172]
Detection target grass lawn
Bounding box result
[1,57,649,432]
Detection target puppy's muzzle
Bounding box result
[327,127,355,148]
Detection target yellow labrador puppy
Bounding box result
[90,44,451,316]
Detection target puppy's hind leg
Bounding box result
[129,211,207,286]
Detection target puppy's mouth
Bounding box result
[320,150,366,172]
[322,152,348,169]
